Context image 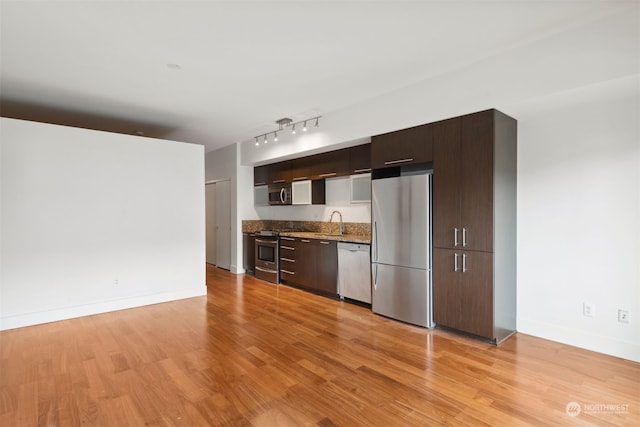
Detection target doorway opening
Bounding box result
[205,180,231,270]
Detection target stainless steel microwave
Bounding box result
[268,182,292,205]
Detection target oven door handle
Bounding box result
[255,239,276,244]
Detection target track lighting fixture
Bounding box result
[253,116,321,146]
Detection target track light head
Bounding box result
[315,117,319,127]
[274,131,278,142]
[292,124,296,135]
[303,121,307,132]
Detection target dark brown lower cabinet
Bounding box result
[279,237,297,283]
[297,239,317,289]
[279,237,338,297]
[433,248,494,341]
[315,240,338,295]
[433,249,462,331]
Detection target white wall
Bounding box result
[510,76,639,362]
[0,118,206,330]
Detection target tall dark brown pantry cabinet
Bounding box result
[432,109,517,344]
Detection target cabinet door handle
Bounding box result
[280,245,295,250]
[273,179,286,184]
[293,176,308,181]
[280,237,295,241]
[454,253,459,272]
[454,228,459,247]
[354,168,371,173]
[319,172,337,178]
[462,253,467,273]
[281,258,295,263]
[256,239,276,244]
[319,241,330,245]
[301,239,311,243]
[384,158,413,165]
[281,269,295,275]
[462,228,467,247]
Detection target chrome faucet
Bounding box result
[329,210,344,235]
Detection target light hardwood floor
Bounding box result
[1,265,638,426]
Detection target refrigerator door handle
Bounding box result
[454,253,459,272]
[373,263,378,289]
[454,228,459,247]
[373,221,378,262]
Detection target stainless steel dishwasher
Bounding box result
[338,242,371,304]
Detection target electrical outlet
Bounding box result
[583,302,595,317]
[618,309,629,323]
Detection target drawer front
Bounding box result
[279,237,297,256]
[280,255,297,273]
[280,268,297,282]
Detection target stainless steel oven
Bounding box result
[255,231,279,283]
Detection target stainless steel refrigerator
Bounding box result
[371,170,433,327]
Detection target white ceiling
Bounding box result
[0,1,633,153]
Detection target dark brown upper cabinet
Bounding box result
[310,149,350,180]
[291,156,313,182]
[254,144,372,186]
[267,160,292,184]
[371,123,433,169]
[432,111,498,252]
[349,143,372,174]
[460,110,495,253]
[253,165,269,186]
[432,117,462,250]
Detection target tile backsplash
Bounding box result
[242,220,371,238]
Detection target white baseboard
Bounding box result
[517,317,640,362]
[0,287,207,331]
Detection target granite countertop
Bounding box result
[243,220,371,244]
[279,231,370,245]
